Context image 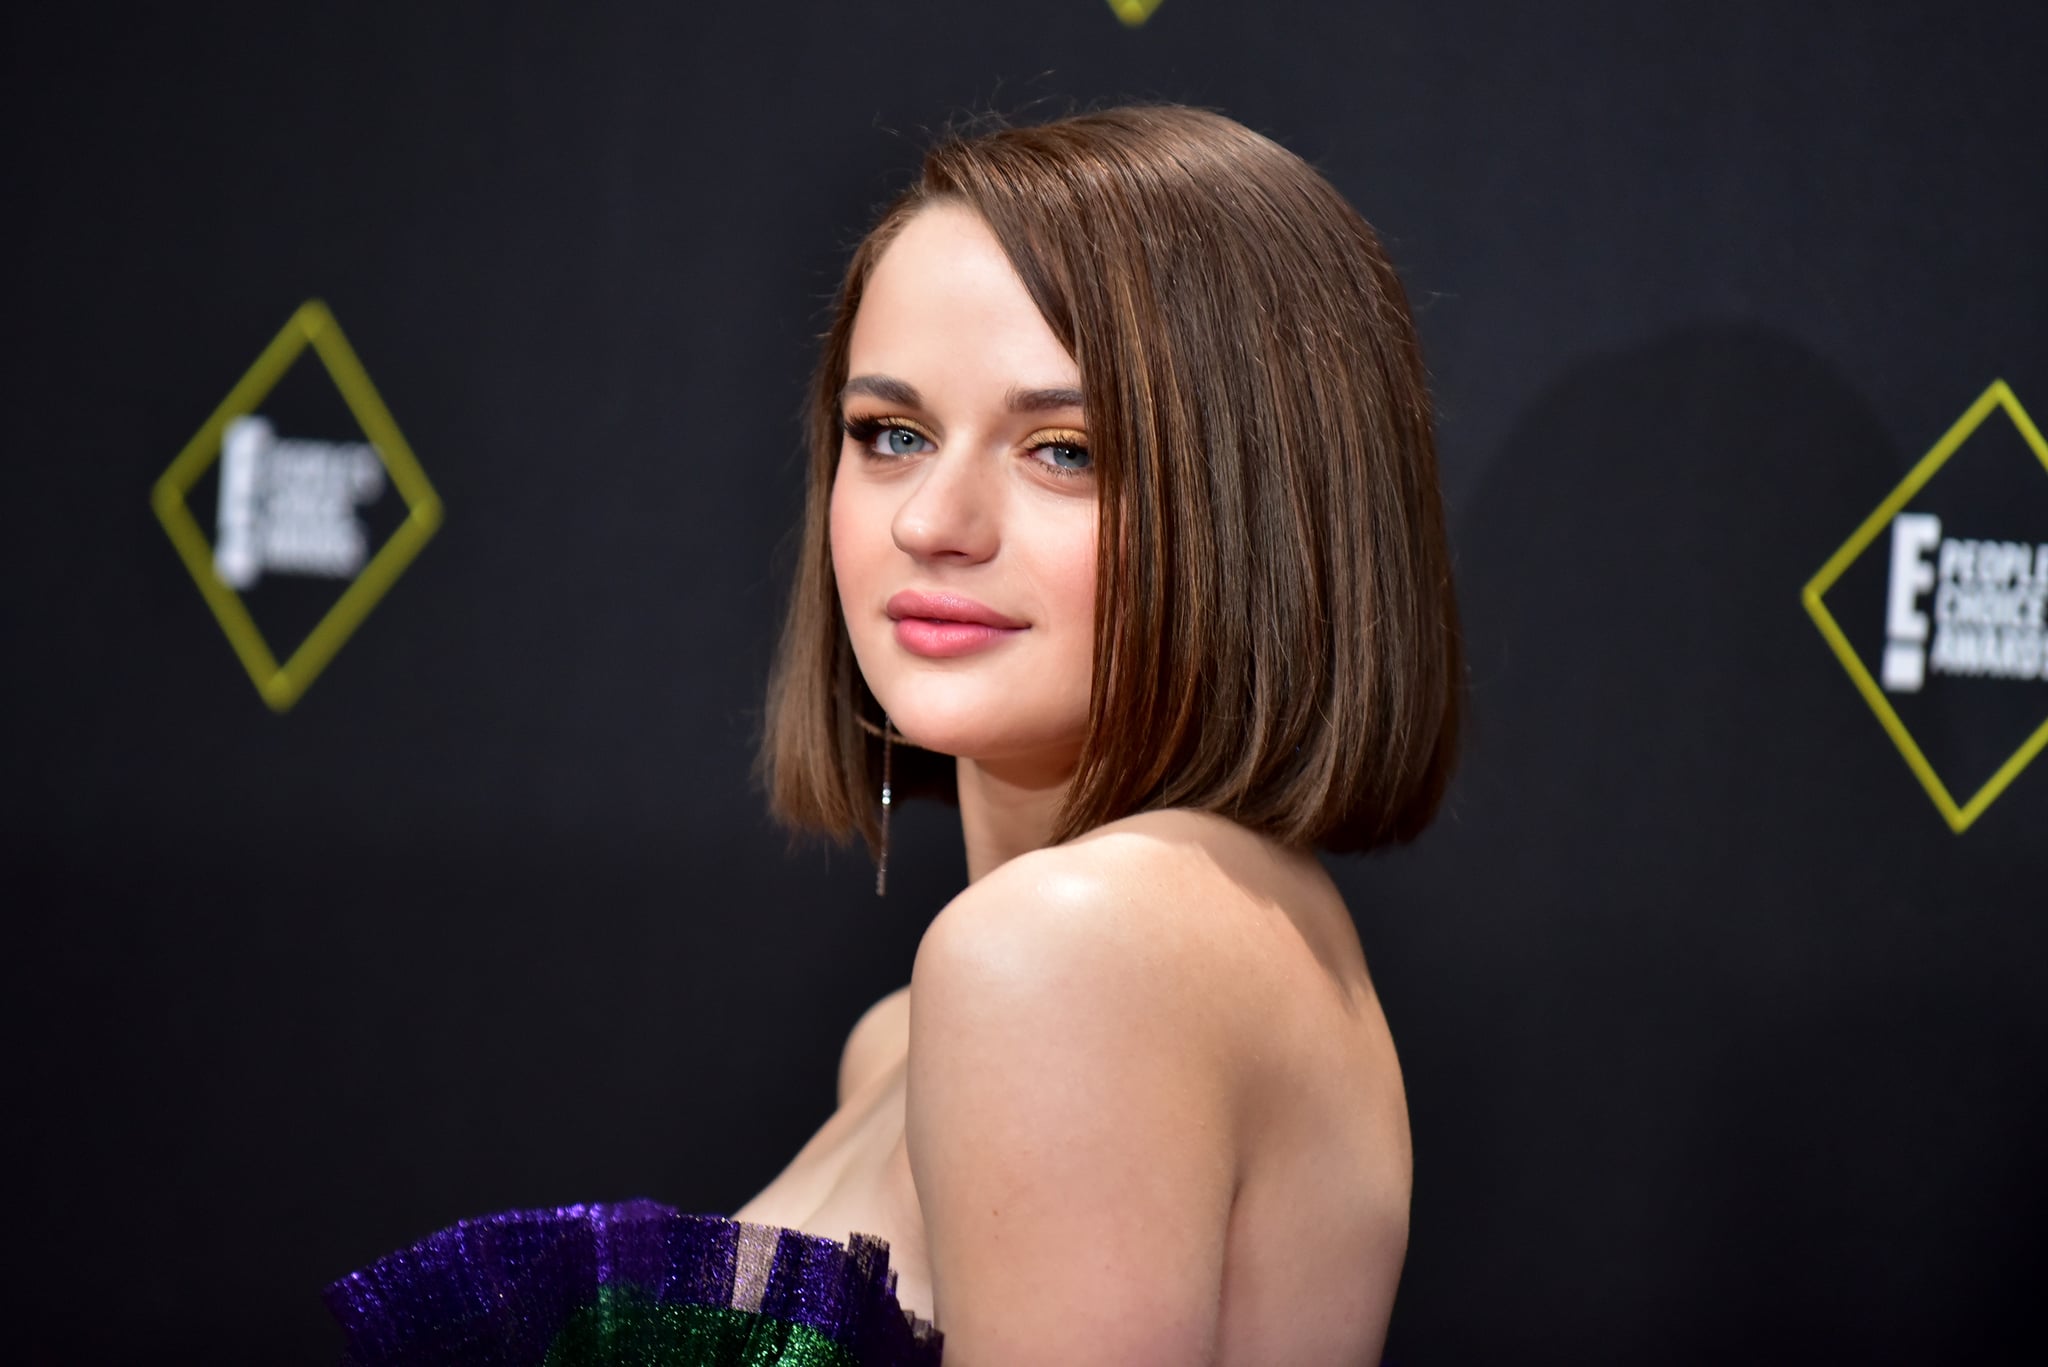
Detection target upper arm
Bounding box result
[905,854,1237,1366]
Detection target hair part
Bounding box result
[762,104,1462,855]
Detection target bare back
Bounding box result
[737,809,1410,1365]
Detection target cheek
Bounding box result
[1045,517,1100,648]
[827,465,876,591]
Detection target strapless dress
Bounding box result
[326,1199,941,1366]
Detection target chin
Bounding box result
[874,673,1086,768]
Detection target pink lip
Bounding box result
[886,590,1027,658]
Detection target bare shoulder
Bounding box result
[904,813,1268,1359]
[914,808,1273,1020]
[836,985,910,1105]
[907,812,1400,1361]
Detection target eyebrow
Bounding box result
[1005,385,1086,414]
[838,374,1085,415]
[839,375,922,408]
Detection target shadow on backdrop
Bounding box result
[1365,324,2041,1366]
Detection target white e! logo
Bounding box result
[1882,512,1942,692]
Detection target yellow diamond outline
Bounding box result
[1107,0,1167,27]
[150,299,443,713]
[1800,379,2048,832]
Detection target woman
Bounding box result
[329,104,1459,1367]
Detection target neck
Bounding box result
[955,750,1078,883]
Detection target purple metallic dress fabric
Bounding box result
[326,1200,941,1366]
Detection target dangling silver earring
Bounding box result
[876,717,894,897]
[854,710,898,897]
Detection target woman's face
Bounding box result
[830,204,1097,779]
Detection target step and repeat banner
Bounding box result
[7,2,2042,1362]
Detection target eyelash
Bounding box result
[840,415,1093,479]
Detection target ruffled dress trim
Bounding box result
[325,1200,942,1366]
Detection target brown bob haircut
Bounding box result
[763,104,1461,855]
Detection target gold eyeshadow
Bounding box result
[841,413,940,447]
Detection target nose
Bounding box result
[891,443,1000,564]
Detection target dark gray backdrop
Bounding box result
[6,2,2044,1362]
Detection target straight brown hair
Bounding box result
[762,105,1461,855]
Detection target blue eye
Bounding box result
[842,416,935,458]
[1031,441,1091,475]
